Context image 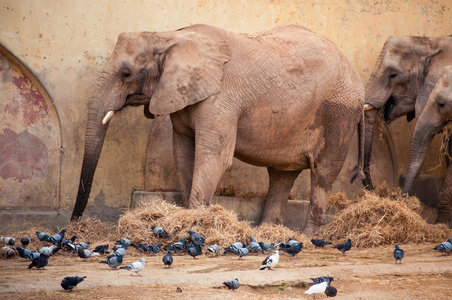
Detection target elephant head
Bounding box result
[71,27,231,221]
[362,36,446,189]
[403,66,452,195]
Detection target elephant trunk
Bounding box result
[71,95,110,221]
[362,107,378,189]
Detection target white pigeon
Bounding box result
[304,281,328,298]
[259,250,279,270]
[119,258,146,276]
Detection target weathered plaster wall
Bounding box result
[0,0,451,228]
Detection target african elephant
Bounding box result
[404,66,452,226]
[362,36,452,189]
[71,24,365,233]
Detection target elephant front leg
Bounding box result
[437,165,452,227]
[260,168,301,225]
[173,131,195,208]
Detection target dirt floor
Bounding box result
[1,242,451,299]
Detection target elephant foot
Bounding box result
[260,213,285,226]
[303,221,319,236]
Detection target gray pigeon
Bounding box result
[249,236,264,254]
[107,245,126,258]
[164,238,187,254]
[16,246,33,260]
[279,243,302,258]
[28,253,49,269]
[333,239,352,256]
[152,226,170,239]
[93,244,110,254]
[258,241,280,254]
[311,239,332,248]
[77,247,100,261]
[207,244,220,255]
[188,230,205,246]
[50,229,66,245]
[393,244,404,263]
[223,242,246,255]
[61,276,86,291]
[146,244,162,255]
[162,250,173,268]
[120,258,146,276]
[100,254,123,269]
[223,278,240,290]
[309,276,334,285]
[188,245,203,259]
[28,251,41,261]
[36,231,52,242]
[433,238,452,255]
[38,245,60,256]
[115,238,131,248]
[236,246,250,259]
[1,236,16,246]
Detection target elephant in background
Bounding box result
[404,66,452,226]
[71,24,365,234]
[362,36,452,190]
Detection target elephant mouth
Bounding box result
[383,96,396,124]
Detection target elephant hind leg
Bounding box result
[437,165,452,228]
[260,168,302,225]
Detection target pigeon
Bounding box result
[28,253,49,269]
[259,250,279,270]
[131,243,147,253]
[61,235,78,251]
[188,230,205,246]
[176,287,182,293]
[20,237,31,247]
[115,238,131,248]
[36,231,52,242]
[333,239,352,256]
[38,245,60,256]
[93,244,110,254]
[61,276,86,291]
[223,242,246,255]
[28,251,41,261]
[258,241,280,254]
[108,245,126,258]
[77,247,100,261]
[235,246,250,259]
[309,276,334,285]
[311,239,332,248]
[249,236,264,254]
[16,246,33,260]
[325,285,338,297]
[120,257,146,276]
[50,229,66,245]
[188,245,203,259]
[145,244,162,255]
[279,243,302,258]
[279,237,300,249]
[152,226,170,239]
[305,281,328,297]
[162,250,173,268]
[100,254,123,269]
[164,238,187,254]
[207,244,220,255]
[3,246,15,259]
[433,238,452,255]
[1,236,16,246]
[223,278,240,290]
[393,244,404,263]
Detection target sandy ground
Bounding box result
[1,243,451,299]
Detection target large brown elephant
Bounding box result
[362,36,452,189]
[72,24,365,233]
[404,66,452,226]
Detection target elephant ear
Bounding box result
[149,32,231,115]
[415,50,442,117]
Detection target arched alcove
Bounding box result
[0,45,61,209]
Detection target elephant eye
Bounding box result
[388,73,397,84]
[121,71,131,84]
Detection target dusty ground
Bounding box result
[1,243,451,299]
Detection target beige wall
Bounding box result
[0,0,451,223]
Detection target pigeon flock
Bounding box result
[1,228,451,297]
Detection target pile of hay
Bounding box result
[319,187,451,247]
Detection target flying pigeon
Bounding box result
[325,285,338,297]
[120,258,146,276]
[188,245,203,259]
[311,239,332,248]
[16,246,33,260]
[162,250,173,268]
[77,247,100,261]
[223,242,246,255]
[309,276,334,285]
[393,244,404,263]
[36,231,52,242]
[433,238,452,255]
[115,238,131,248]
[207,244,220,255]
[3,246,16,259]
[1,236,16,246]
[100,254,123,269]
[152,226,170,239]
[188,230,205,246]
[50,229,66,245]
[279,243,302,258]
[333,239,352,256]
[249,236,264,254]
[38,245,60,256]
[259,250,279,270]
[223,278,240,290]
[93,244,110,254]
[164,238,187,254]
[61,275,86,291]
[305,281,328,297]
[28,253,49,269]
[258,241,280,254]
[20,237,31,247]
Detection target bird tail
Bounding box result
[99,261,108,264]
[119,266,130,270]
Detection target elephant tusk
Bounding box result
[363,104,376,111]
[102,110,115,124]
